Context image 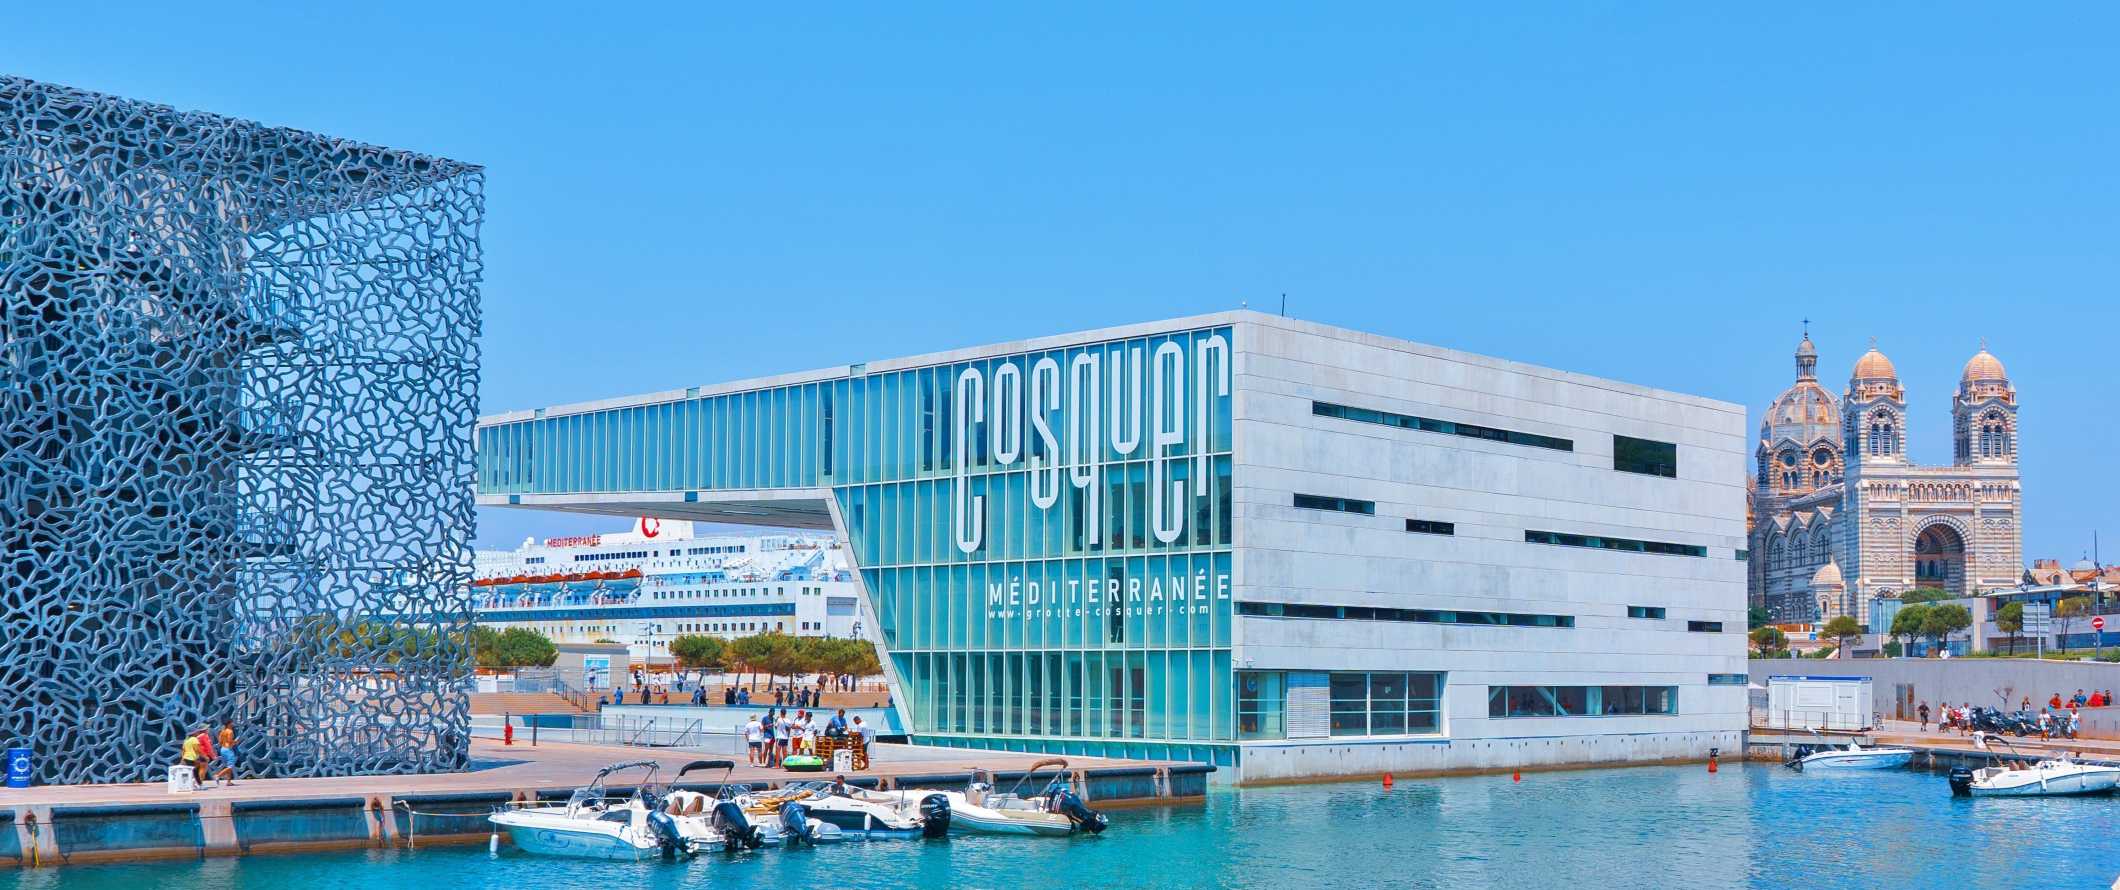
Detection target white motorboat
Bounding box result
[725,783,848,846]
[1948,734,2120,797]
[1788,737,1914,771]
[736,780,950,839]
[490,760,734,860]
[902,758,1109,837]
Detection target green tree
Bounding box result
[1899,588,1955,605]
[757,632,809,689]
[1820,616,1866,659]
[727,633,779,689]
[1995,602,2025,655]
[1890,604,1932,656]
[1920,604,1973,655]
[1749,626,1787,657]
[489,627,558,668]
[668,634,726,686]
[1748,605,1771,630]
[2055,596,2094,653]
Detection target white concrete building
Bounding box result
[478,310,1749,779]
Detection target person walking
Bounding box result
[213,722,238,787]
[191,724,218,785]
[1917,701,1931,732]
[179,731,203,789]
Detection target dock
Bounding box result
[0,737,1210,867]
[1745,721,2120,770]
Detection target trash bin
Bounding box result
[5,747,29,789]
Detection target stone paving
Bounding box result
[0,737,1164,808]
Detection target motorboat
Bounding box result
[902,758,1109,837]
[728,784,848,846]
[737,780,951,839]
[489,760,736,860]
[1948,734,2120,797]
[1785,733,1914,771]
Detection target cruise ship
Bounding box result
[472,518,862,665]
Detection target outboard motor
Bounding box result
[1948,766,1975,797]
[918,793,952,839]
[646,808,687,858]
[1049,787,1109,834]
[711,800,765,852]
[778,801,818,848]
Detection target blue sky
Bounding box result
[11,4,2114,561]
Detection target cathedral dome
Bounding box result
[1961,349,2008,383]
[1761,331,1839,449]
[1851,347,1898,381]
[1811,561,1844,588]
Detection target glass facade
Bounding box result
[479,325,1235,757]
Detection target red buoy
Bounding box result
[1382,773,1394,789]
[1512,768,1521,782]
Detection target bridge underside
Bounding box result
[479,489,838,531]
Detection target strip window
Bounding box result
[1312,401,1573,452]
[1238,602,1573,628]
[1293,493,1375,515]
[1687,621,1725,633]
[1627,605,1666,619]
[1486,685,1677,717]
[1524,529,1706,558]
[1404,518,1455,536]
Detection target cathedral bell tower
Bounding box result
[1953,345,2017,465]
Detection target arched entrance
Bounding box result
[1913,523,1967,596]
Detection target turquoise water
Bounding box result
[11,764,2119,889]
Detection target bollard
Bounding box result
[504,716,514,747]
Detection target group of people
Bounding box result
[177,721,238,788]
[741,708,878,768]
[1918,688,2113,740]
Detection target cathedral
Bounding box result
[1749,333,2023,625]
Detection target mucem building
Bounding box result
[480,311,1748,781]
[1,77,480,783]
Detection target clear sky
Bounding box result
[11,4,2114,561]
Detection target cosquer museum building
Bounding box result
[477,311,1747,781]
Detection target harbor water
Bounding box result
[10,763,2120,889]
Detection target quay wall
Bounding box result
[1238,729,1743,783]
[0,763,1208,868]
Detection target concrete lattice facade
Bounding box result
[0,77,481,783]
[1749,334,2022,625]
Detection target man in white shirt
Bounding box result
[789,711,810,755]
[851,716,878,747]
[742,715,764,765]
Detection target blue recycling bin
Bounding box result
[5,747,30,788]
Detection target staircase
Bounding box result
[469,691,597,716]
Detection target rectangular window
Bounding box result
[1523,529,1706,558]
[1735,549,1749,561]
[1613,435,1678,478]
[1316,671,1444,737]
[1627,606,1666,620]
[1293,493,1375,515]
[1238,601,1573,628]
[1236,671,1285,740]
[1404,518,1455,536]
[1488,685,1677,717]
[1687,621,1724,633]
[1707,673,1748,686]
[1312,400,1573,452]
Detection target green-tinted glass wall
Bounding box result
[478,325,1235,748]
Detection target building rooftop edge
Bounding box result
[478,308,1745,426]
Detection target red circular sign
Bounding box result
[639,516,661,539]
[2094,616,2106,632]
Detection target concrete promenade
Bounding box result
[0,737,1209,868]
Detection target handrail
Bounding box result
[626,716,658,747]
